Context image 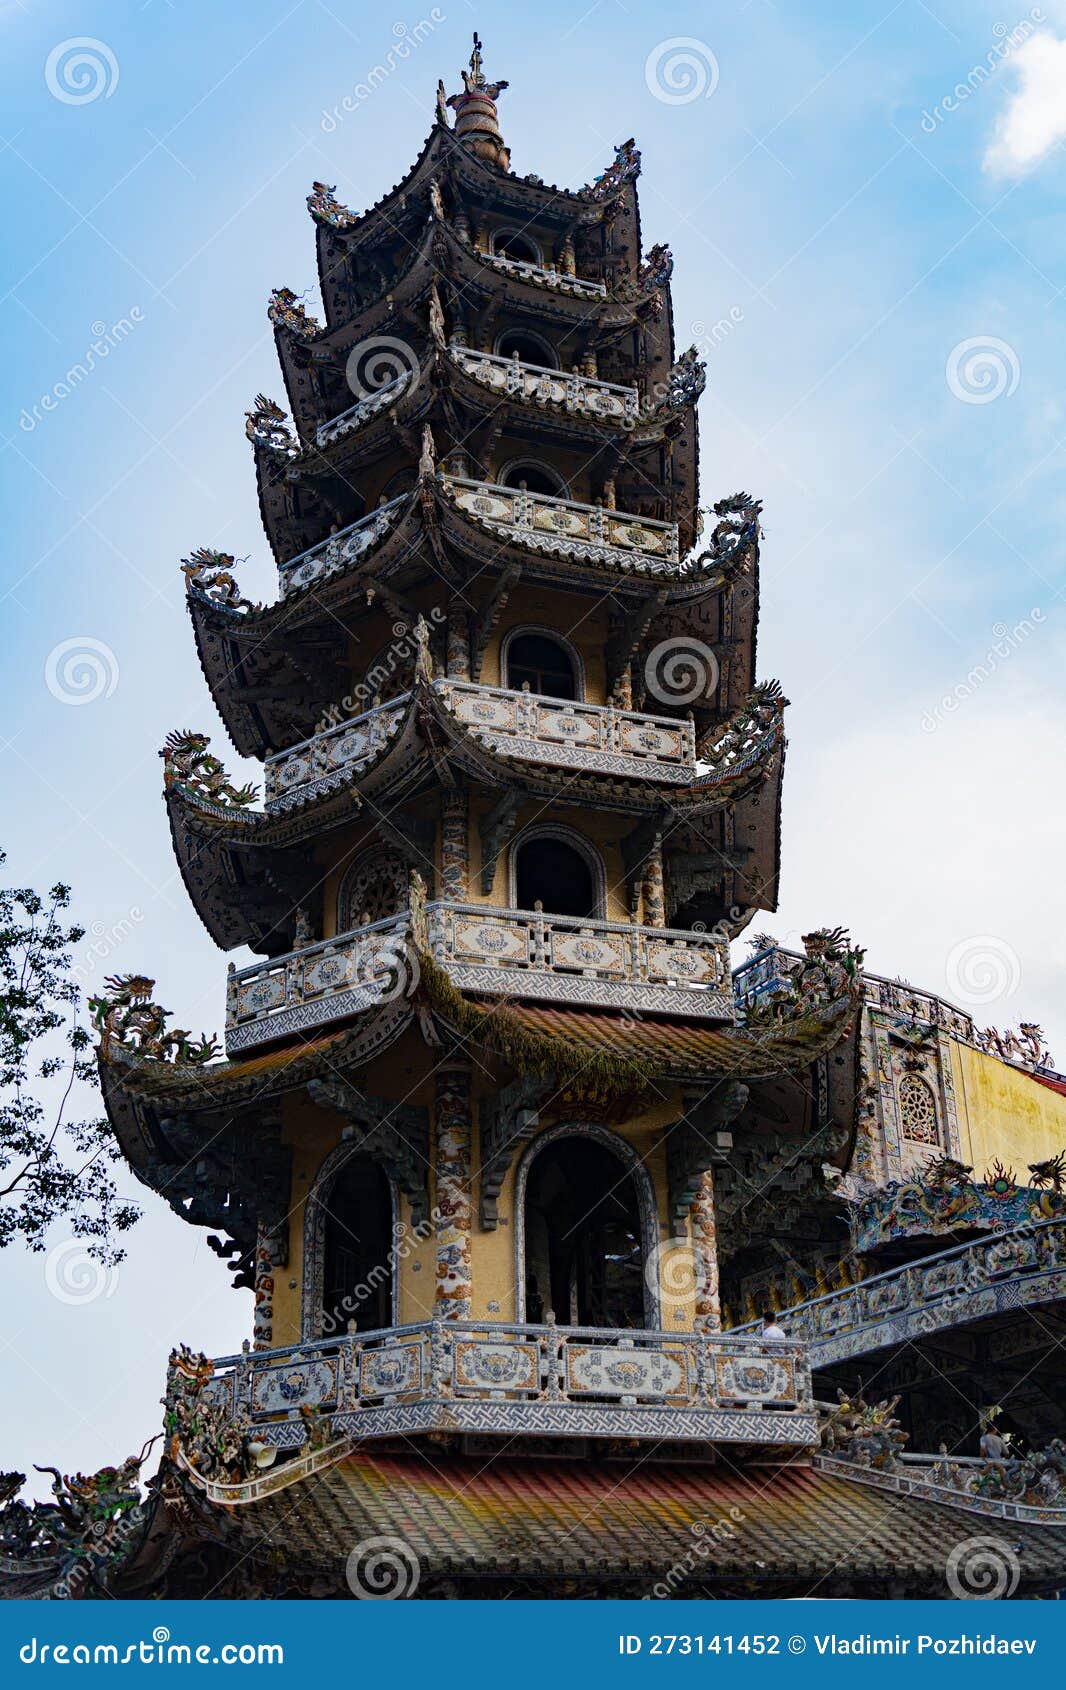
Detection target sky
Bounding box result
[1,0,1066,1489]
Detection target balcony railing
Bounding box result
[812,1451,1066,1527]
[226,903,732,1053]
[185,1321,816,1461]
[315,370,411,449]
[264,696,407,808]
[731,1221,1066,1367]
[278,496,407,596]
[442,475,679,569]
[262,680,697,810]
[449,343,639,423]
[480,251,607,298]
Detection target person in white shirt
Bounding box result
[761,1311,788,1340]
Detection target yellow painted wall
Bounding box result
[951,1040,1066,1179]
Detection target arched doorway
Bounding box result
[512,828,602,918]
[503,629,580,700]
[517,1128,656,1328]
[491,229,542,266]
[316,1154,394,1336]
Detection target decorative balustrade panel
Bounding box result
[427,902,733,1019]
[444,476,679,568]
[450,345,638,422]
[438,679,697,781]
[315,372,411,448]
[198,1323,816,1449]
[735,1222,1066,1366]
[813,1453,1066,1527]
[226,904,732,1051]
[278,497,407,596]
[226,914,411,1052]
[480,252,607,297]
[264,698,407,809]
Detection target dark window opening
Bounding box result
[524,1136,646,1328]
[494,230,541,266]
[506,632,578,700]
[515,835,596,918]
[499,461,565,497]
[496,329,557,369]
[321,1157,392,1334]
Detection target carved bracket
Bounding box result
[479,791,522,895]
[665,1082,749,1222]
[307,1077,429,1224]
[479,1076,554,1228]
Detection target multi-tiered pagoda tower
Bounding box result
[5,38,1066,1601]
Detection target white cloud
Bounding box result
[984,32,1066,177]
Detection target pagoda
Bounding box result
[4,38,1066,1601]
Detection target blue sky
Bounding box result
[2,0,1065,1486]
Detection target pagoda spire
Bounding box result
[444,31,510,170]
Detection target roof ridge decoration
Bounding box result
[161,730,259,811]
[582,137,642,201]
[179,547,258,612]
[90,974,220,1066]
[267,287,323,341]
[444,32,510,171]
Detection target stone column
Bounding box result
[690,1169,721,1333]
[643,834,666,927]
[440,787,469,902]
[559,235,576,276]
[446,599,471,678]
[434,1063,473,1319]
[252,1223,284,1351]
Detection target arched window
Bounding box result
[491,228,542,266]
[498,457,568,498]
[512,827,603,919]
[495,328,558,369]
[338,848,408,931]
[517,1127,656,1328]
[305,1151,396,1337]
[898,1073,939,1144]
[503,628,580,700]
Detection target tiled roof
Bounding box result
[496,1001,853,1077]
[202,1450,1065,1594]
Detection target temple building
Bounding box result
[3,38,1066,1600]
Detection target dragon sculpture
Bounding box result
[699,681,787,770]
[1029,1148,1066,1193]
[975,1021,1054,1072]
[306,181,357,229]
[244,394,298,457]
[0,1448,152,1589]
[89,975,220,1066]
[267,287,323,340]
[161,730,258,810]
[662,344,707,409]
[740,926,866,1027]
[820,1390,908,1471]
[179,546,255,612]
